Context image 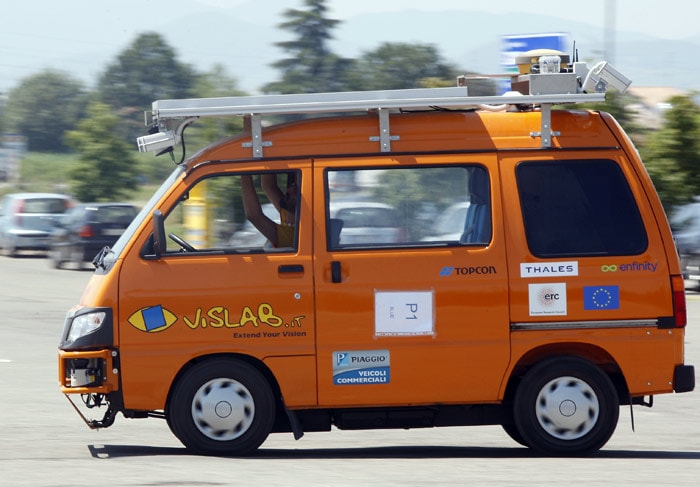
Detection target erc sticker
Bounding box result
[528,282,567,316]
[333,350,390,385]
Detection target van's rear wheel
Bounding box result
[168,358,275,456]
[513,357,619,456]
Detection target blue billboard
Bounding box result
[499,33,571,93]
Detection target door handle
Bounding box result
[278,264,304,274]
[331,261,342,283]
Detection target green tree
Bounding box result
[97,32,198,147]
[642,94,700,208]
[581,90,640,135]
[139,64,250,184]
[348,43,460,91]
[66,102,138,202]
[190,64,247,146]
[4,70,87,152]
[98,32,197,110]
[264,0,353,94]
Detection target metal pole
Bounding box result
[604,0,616,65]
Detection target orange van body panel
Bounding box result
[508,327,684,397]
[59,106,691,420]
[194,110,621,164]
[264,355,318,407]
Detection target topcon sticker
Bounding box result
[528,283,567,316]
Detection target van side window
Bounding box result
[161,172,299,253]
[326,165,490,248]
[516,159,648,257]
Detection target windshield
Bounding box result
[100,165,185,269]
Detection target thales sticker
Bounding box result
[128,305,178,332]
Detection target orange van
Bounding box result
[58,57,694,456]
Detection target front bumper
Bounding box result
[10,231,52,250]
[58,348,119,394]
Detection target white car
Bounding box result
[329,201,404,246]
[421,201,470,241]
[227,203,280,248]
[0,192,74,257]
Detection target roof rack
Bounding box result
[138,58,628,157]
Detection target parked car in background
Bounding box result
[227,203,280,248]
[48,202,138,269]
[329,201,404,246]
[421,201,470,242]
[670,200,700,290]
[0,192,74,257]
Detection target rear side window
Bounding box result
[516,159,647,257]
[90,206,137,225]
[21,198,69,214]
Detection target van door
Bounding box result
[117,162,317,410]
[313,155,511,407]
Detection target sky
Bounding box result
[198,0,700,40]
[1,0,698,94]
[328,0,698,41]
[324,0,700,40]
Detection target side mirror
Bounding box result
[152,209,166,257]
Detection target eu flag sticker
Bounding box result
[584,286,620,310]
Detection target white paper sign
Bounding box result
[374,290,434,336]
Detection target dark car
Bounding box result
[49,203,138,269]
[670,201,700,290]
[0,192,75,257]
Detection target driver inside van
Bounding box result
[241,173,298,248]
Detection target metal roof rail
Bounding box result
[137,85,606,157]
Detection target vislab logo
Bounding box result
[128,305,178,332]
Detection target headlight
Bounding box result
[67,311,107,343]
[60,307,114,350]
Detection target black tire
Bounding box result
[48,248,64,269]
[167,358,275,456]
[1,240,16,257]
[513,356,619,456]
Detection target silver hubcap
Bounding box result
[535,376,599,440]
[192,378,255,441]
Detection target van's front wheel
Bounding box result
[168,358,275,456]
[513,357,619,456]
